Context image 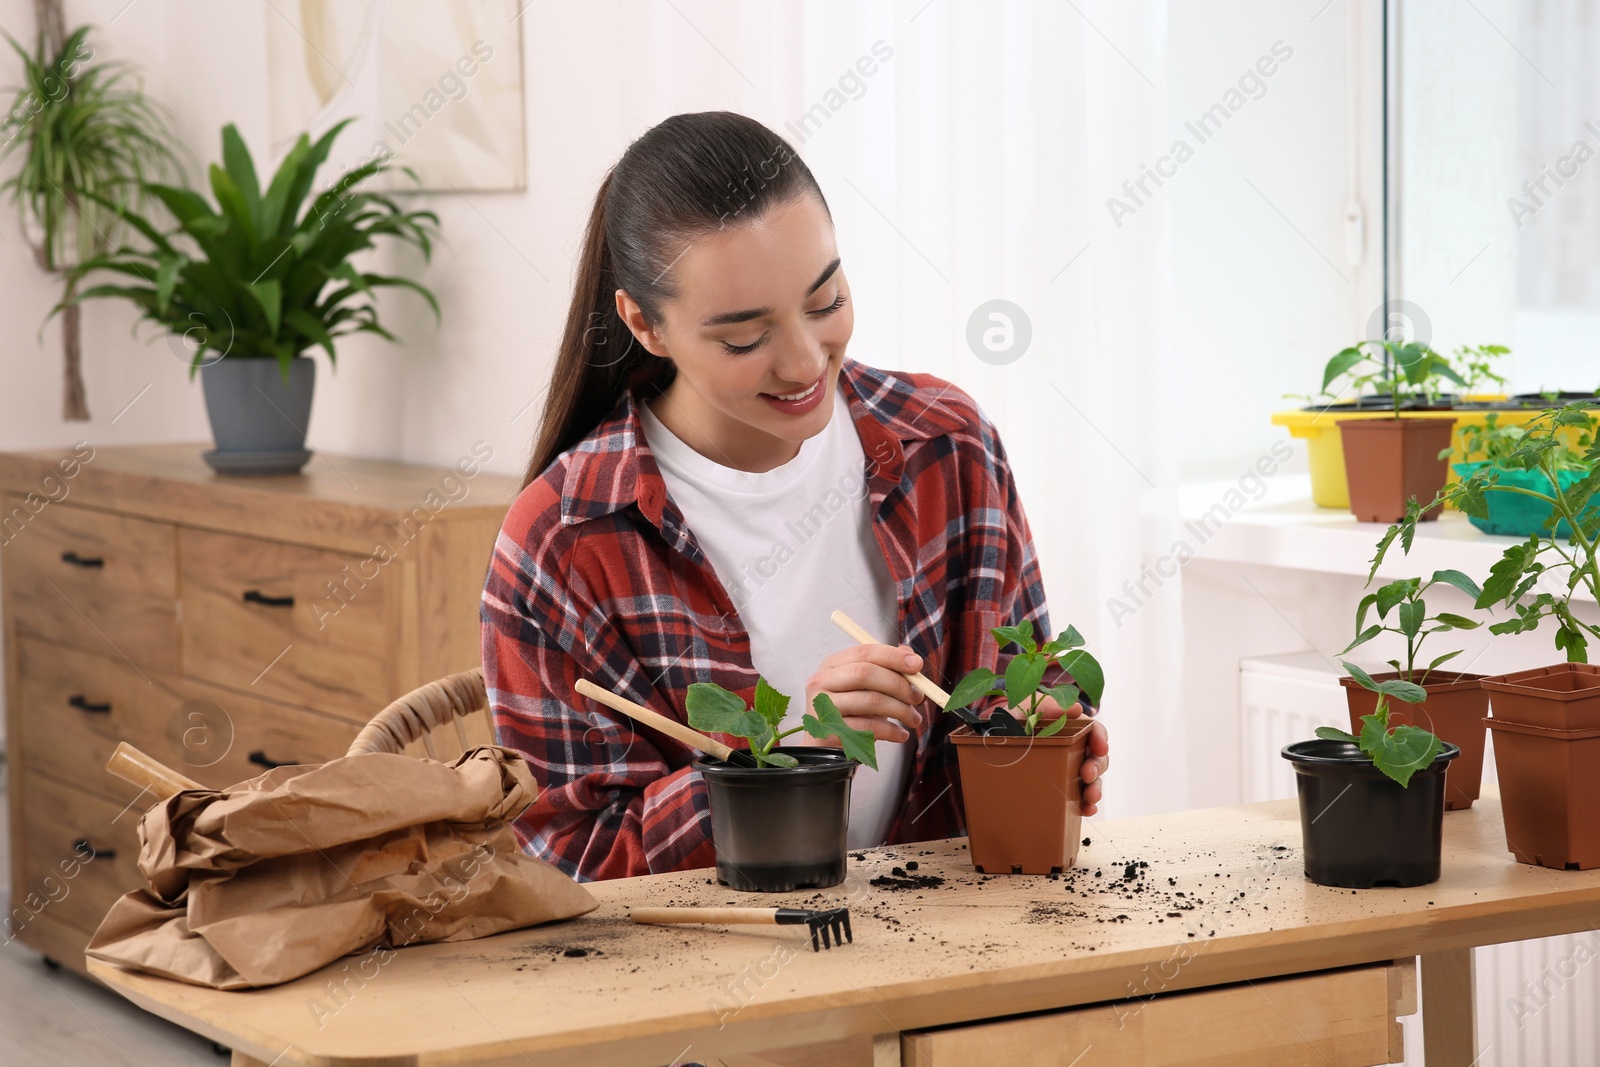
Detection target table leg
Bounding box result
[872,1032,900,1067]
[1421,948,1478,1066]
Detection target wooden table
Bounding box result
[85,792,1600,1066]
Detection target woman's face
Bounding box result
[615,193,854,471]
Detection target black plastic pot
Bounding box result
[693,747,858,893]
[1281,739,1459,889]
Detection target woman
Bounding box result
[481,111,1109,882]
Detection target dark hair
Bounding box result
[522,111,830,488]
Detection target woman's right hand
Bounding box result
[796,643,926,746]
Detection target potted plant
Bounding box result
[1371,406,1600,868]
[1338,570,1487,809]
[1282,664,1459,888]
[685,677,877,892]
[1446,411,1597,538]
[942,621,1103,875]
[1320,340,1467,522]
[56,119,439,474]
[1274,342,1511,511]
[1,23,186,419]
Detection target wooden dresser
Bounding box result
[0,442,520,976]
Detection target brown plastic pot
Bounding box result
[1338,418,1456,523]
[950,719,1090,874]
[1340,672,1488,810]
[1484,716,1600,870]
[1480,663,1600,730]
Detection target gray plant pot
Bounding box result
[199,356,316,475]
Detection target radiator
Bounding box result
[1240,652,1600,1066]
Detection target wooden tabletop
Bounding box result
[86,792,1600,1067]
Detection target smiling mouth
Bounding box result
[763,377,823,401]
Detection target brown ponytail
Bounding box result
[522,111,830,488]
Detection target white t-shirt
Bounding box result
[638,379,912,849]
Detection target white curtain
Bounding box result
[721,0,1187,816]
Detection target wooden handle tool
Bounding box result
[106,741,204,801]
[574,678,751,764]
[631,905,853,951]
[829,609,951,706]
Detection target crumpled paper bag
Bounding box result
[86,745,597,989]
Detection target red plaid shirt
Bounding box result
[481,357,1070,882]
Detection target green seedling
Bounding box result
[685,677,878,770]
[1370,403,1600,663]
[1308,339,1467,413]
[1342,571,1482,686]
[1452,343,1510,399]
[1444,411,1591,472]
[1315,662,1441,787]
[943,621,1104,737]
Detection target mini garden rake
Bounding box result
[630,906,854,951]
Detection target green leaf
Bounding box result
[1429,569,1483,601]
[245,279,281,336]
[1397,598,1425,639]
[1314,726,1359,744]
[1375,579,1415,618]
[283,308,337,362]
[1045,683,1081,713]
[685,682,765,743]
[1036,711,1073,738]
[991,623,1036,654]
[1057,649,1105,708]
[753,677,790,731]
[1003,651,1050,710]
[1433,613,1480,631]
[1426,649,1464,673]
[1040,625,1085,655]
[756,751,798,769]
[1353,592,1378,636]
[1341,625,1383,654]
[803,693,878,771]
[944,668,1000,714]
[221,124,261,228]
[1375,677,1427,703]
[1370,722,1442,787]
[1321,346,1367,393]
[1341,660,1381,694]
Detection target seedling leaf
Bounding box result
[945,668,1000,713]
[803,693,879,770]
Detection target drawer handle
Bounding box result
[68,694,112,714]
[60,551,104,568]
[242,589,295,608]
[248,750,293,769]
[71,839,115,860]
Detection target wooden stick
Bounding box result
[574,678,736,761]
[829,609,951,707]
[631,906,779,926]
[106,741,204,801]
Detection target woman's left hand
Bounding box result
[1004,695,1109,816]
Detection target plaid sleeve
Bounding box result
[481,527,716,883]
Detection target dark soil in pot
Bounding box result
[1508,391,1599,408]
[1281,739,1459,888]
[1481,663,1600,730]
[1337,417,1455,523]
[1486,717,1600,870]
[1341,672,1487,810]
[692,747,857,893]
[950,720,1090,875]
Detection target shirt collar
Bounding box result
[558,357,967,530]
